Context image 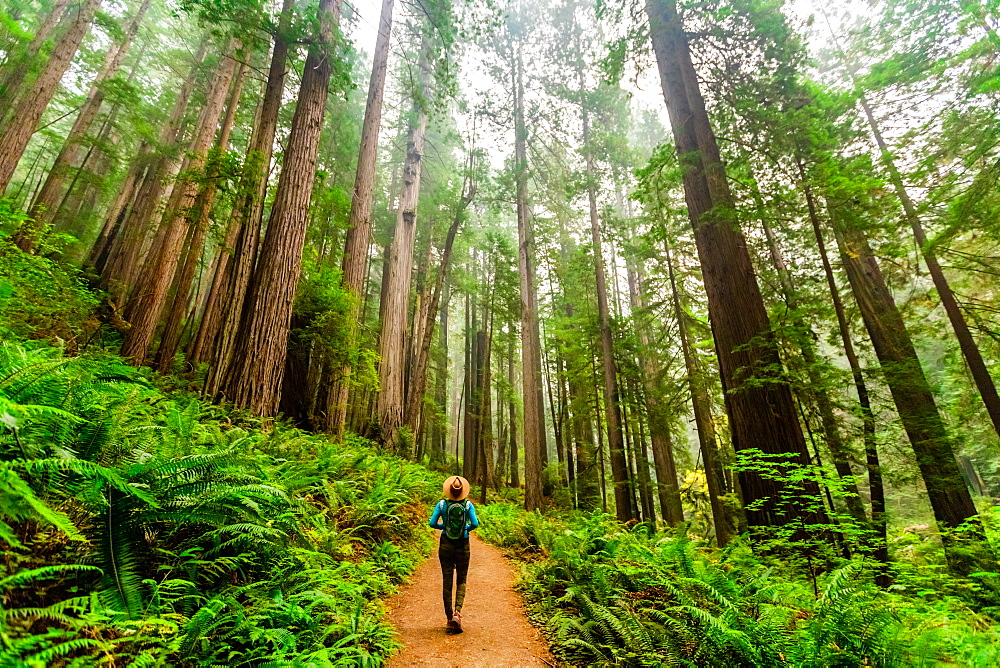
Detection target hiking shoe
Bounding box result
[451,612,463,633]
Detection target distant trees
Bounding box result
[0,0,101,193]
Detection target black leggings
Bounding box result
[438,535,470,618]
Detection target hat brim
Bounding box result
[443,476,470,501]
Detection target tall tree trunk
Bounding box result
[120,40,240,366]
[646,0,825,536]
[0,0,71,116]
[584,147,633,521]
[101,37,208,303]
[463,292,476,479]
[331,0,396,438]
[187,211,239,366]
[858,97,1000,439]
[664,239,735,546]
[204,0,293,396]
[154,59,247,371]
[801,167,888,582]
[16,0,150,251]
[757,207,868,525]
[220,0,341,414]
[832,213,990,575]
[627,258,683,524]
[429,285,451,461]
[508,336,520,488]
[88,146,146,273]
[0,0,101,193]
[404,181,474,432]
[512,28,546,511]
[476,324,494,503]
[377,38,430,448]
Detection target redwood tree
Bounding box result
[645,0,826,534]
[220,0,342,414]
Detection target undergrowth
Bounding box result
[477,503,1000,667]
[0,339,438,666]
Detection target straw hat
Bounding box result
[442,475,470,501]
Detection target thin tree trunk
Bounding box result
[664,239,735,546]
[512,28,546,511]
[857,97,1000,439]
[88,148,145,273]
[627,258,684,524]
[154,59,247,371]
[404,181,474,431]
[508,337,520,488]
[205,0,293,396]
[101,37,208,303]
[329,0,395,437]
[0,0,71,116]
[219,0,341,414]
[800,166,888,582]
[757,207,868,525]
[463,291,475,478]
[0,0,101,193]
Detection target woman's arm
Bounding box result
[429,501,445,530]
[467,502,480,532]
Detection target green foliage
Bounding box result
[0,203,100,344]
[0,338,439,666]
[477,503,1000,667]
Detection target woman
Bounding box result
[428,475,479,633]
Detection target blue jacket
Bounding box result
[429,499,479,538]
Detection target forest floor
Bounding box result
[386,533,555,667]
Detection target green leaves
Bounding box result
[0,338,435,665]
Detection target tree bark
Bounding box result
[509,350,520,488]
[204,0,293,396]
[511,28,546,512]
[0,0,101,193]
[330,0,396,438]
[584,147,633,521]
[832,213,989,575]
[120,39,240,366]
[463,291,476,479]
[219,0,341,414]
[87,143,147,273]
[664,239,735,546]
[800,164,888,583]
[0,0,71,118]
[100,36,208,303]
[757,206,868,525]
[377,37,430,448]
[858,96,1000,440]
[627,258,683,524]
[646,0,825,535]
[404,181,474,433]
[154,58,247,371]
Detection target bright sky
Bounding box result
[341,0,857,170]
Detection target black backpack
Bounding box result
[443,499,468,539]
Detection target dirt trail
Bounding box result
[386,533,555,667]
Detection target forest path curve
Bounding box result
[386,533,555,667]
